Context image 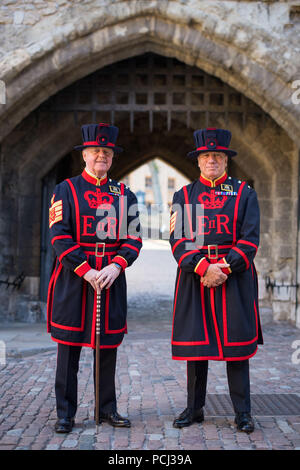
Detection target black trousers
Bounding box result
[187,360,251,413]
[55,343,117,419]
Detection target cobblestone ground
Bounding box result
[0,244,300,451]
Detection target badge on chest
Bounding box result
[109,185,121,195]
[215,183,237,196]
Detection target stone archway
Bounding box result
[0,1,299,146]
[0,50,297,325]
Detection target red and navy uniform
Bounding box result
[169,171,263,362]
[47,168,142,348]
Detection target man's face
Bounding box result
[197,152,228,180]
[82,147,114,177]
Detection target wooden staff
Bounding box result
[95,286,101,432]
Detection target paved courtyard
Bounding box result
[0,242,300,451]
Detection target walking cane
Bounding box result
[95,286,101,432]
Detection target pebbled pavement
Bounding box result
[0,242,300,450]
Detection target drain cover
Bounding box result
[205,394,300,416]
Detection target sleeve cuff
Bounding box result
[111,255,128,271]
[194,257,210,277]
[219,257,232,275]
[74,261,92,277]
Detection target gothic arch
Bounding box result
[1,6,299,146]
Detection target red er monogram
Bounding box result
[84,189,113,210]
[197,214,231,235]
[82,215,117,238]
[82,189,117,238]
[197,190,231,235]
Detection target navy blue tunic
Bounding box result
[47,169,142,348]
[169,172,263,361]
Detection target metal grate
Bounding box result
[205,394,300,416]
[39,53,265,131]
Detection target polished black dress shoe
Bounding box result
[98,411,131,428]
[54,417,75,433]
[173,407,204,428]
[235,412,254,433]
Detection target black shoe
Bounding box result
[54,417,75,433]
[235,412,254,433]
[98,411,131,428]
[173,407,204,428]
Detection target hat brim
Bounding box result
[74,144,123,153]
[187,149,237,159]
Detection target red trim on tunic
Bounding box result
[199,172,228,188]
[217,257,231,275]
[252,264,259,338]
[210,287,223,359]
[51,321,84,332]
[172,347,258,361]
[183,185,193,239]
[105,282,110,333]
[51,263,86,332]
[81,169,108,186]
[74,260,92,278]
[197,244,233,250]
[46,263,57,333]
[178,250,200,267]
[51,337,122,349]
[237,239,258,251]
[120,243,140,254]
[81,250,118,257]
[201,282,209,344]
[172,237,190,254]
[51,235,72,245]
[117,183,125,242]
[90,257,103,347]
[111,255,128,270]
[66,179,81,242]
[172,278,209,346]
[194,257,210,277]
[49,263,64,329]
[58,244,80,263]
[104,289,127,335]
[232,246,250,270]
[222,283,257,346]
[171,269,182,344]
[127,235,142,242]
[232,181,246,244]
[78,241,121,248]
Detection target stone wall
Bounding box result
[0,1,299,143]
[0,1,299,325]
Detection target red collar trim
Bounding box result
[82,169,108,186]
[199,171,227,188]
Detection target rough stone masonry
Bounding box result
[0,1,299,326]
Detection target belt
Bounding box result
[207,244,218,260]
[95,242,108,258]
[78,242,120,257]
[197,244,233,260]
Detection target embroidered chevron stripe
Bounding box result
[49,200,63,228]
[170,211,177,233]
